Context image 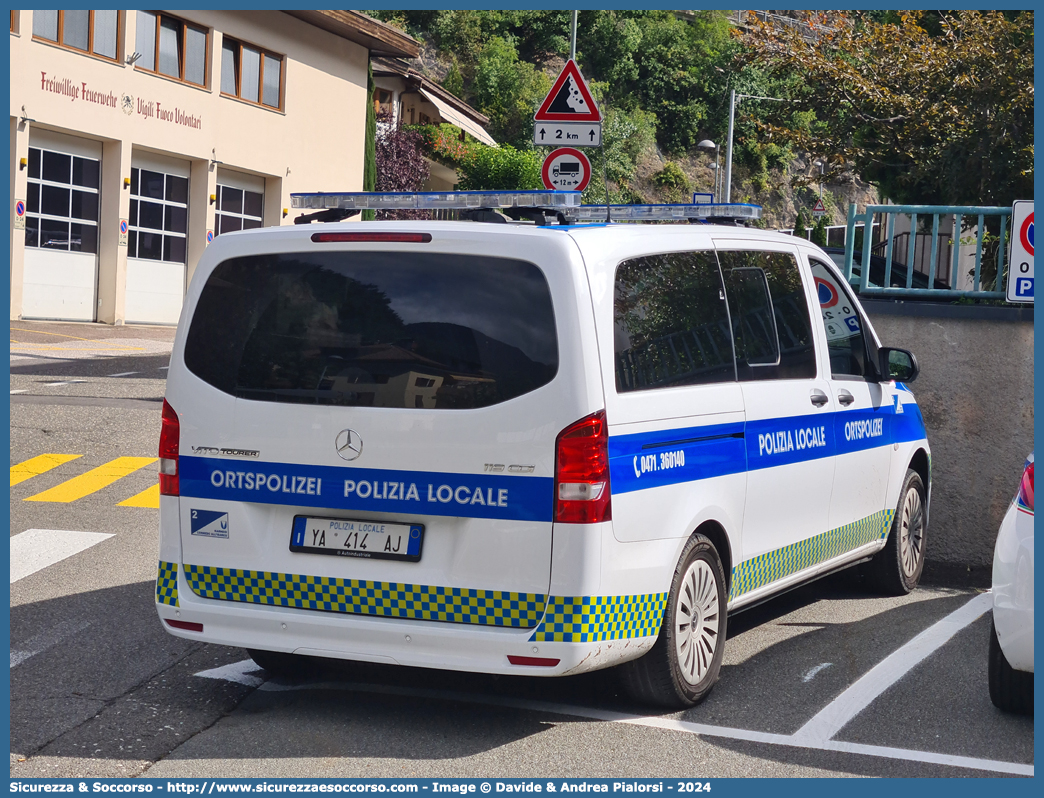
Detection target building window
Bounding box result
[215,184,263,236]
[374,89,393,116]
[221,36,283,109]
[32,10,121,61]
[25,147,100,254]
[128,168,188,264]
[135,10,207,87]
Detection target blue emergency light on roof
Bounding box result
[562,203,762,223]
[288,190,760,226]
[291,190,581,211]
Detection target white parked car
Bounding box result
[989,452,1034,714]
[155,192,931,708]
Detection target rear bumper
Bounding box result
[156,581,657,676]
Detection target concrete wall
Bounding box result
[863,300,1034,583]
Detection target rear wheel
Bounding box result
[988,618,1034,715]
[867,469,926,595]
[620,534,727,708]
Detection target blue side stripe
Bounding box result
[610,398,927,495]
[179,456,554,522]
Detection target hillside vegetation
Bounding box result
[369,10,1033,229]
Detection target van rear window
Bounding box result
[184,252,558,409]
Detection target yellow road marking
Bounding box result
[25,456,157,503]
[11,344,146,351]
[10,327,95,340]
[10,454,82,487]
[118,482,160,509]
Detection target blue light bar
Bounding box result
[291,190,582,211]
[564,203,762,223]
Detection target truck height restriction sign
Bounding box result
[1006,200,1033,303]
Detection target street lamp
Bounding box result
[724,90,789,203]
[697,139,719,201]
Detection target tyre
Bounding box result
[867,469,926,595]
[247,648,305,678]
[619,533,727,708]
[988,618,1034,715]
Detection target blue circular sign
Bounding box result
[119,219,128,234]
[15,200,25,217]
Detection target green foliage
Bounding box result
[794,208,809,238]
[456,144,543,191]
[810,215,828,247]
[471,37,551,148]
[745,10,1034,206]
[408,123,473,167]
[442,60,464,99]
[362,62,377,220]
[653,162,689,202]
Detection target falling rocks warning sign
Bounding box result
[534,59,601,123]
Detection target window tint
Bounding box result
[809,258,877,379]
[718,250,817,381]
[614,251,734,392]
[184,253,559,409]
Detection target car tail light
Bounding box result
[555,410,611,524]
[1017,460,1033,511]
[165,619,203,633]
[507,655,560,667]
[159,399,180,496]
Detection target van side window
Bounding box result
[808,257,877,379]
[717,250,817,381]
[614,251,735,392]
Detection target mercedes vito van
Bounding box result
[156,194,930,707]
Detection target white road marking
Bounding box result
[802,663,833,682]
[10,389,27,394]
[196,594,1024,776]
[10,529,115,583]
[158,366,169,371]
[793,592,992,743]
[254,676,1031,776]
[44,380,88,387]
[194,659,265,688]
[10,619,91,668]
[107,371,139,378]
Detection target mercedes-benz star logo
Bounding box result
[335,429,363,461]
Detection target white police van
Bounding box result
[156,191,930,707]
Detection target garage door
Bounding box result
[22,130,101,321]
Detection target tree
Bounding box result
[471,37,551,148]
[744,11,1033,206]
[374,120,430,218]
[810,215,828,247]
[793,207,809,239]
[362,62,377,220]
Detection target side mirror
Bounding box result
[879,347,919,383]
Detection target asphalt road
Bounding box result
[9,321,1034,780]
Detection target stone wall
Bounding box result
[863,300,1034,584]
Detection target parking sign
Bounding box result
[1006,200,1033,303]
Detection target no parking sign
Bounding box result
[1006,200,1033,303]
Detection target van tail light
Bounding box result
[1017,460,1033,512]
[554,410,611,524]
[165,619,203,633]
[507,655,560,667]
[159,399,180,496]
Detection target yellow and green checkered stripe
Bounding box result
[183,564,546,628]
[528,593,668,643]
[156,561,179,607]
[729,509,894,601]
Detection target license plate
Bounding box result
[290,516,423,562]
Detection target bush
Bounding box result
[811,215,828,247]
[457,144,543,190]
[374,123,430,219]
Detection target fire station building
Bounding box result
[9,10,417,324]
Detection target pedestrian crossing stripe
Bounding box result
[12,454,159,507]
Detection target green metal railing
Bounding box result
[844,204,1012,299]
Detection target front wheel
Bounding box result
[619,534,727,708]
[867,469,927,595]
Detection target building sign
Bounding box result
[14,199,26,230]
[38,71,202,130]
[1006,200,1033,303]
